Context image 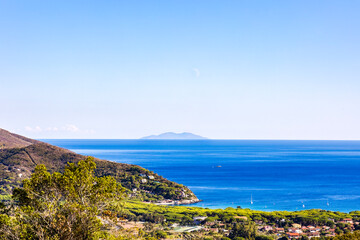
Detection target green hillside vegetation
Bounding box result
[0,128,197,202]
[124,201,360,227]
[121,202,360,239]
[0,157,126,239]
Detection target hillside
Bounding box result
[0,128,40,149]
[0,128,198,202]
[142,132,207,139]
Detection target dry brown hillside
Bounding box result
[0,128,41,149]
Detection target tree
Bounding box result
[154,230,167,239]
[2,157,125,240]
[229,221,257,240]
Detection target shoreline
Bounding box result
[149,199,359,213]
[147,198,202,206]
[142,199,359,214]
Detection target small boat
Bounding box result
[327,200,330,206]
[251,194,253,205]
[216,165,222,168]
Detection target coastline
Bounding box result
[149,198,202,206]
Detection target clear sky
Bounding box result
[1,0,360,139]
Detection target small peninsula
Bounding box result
[141,132,207,140]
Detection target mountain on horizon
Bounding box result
[141,132,207,140]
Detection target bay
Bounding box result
[42,139,360,212]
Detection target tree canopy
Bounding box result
[0,157,125,240]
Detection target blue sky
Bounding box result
[1,0,360,139]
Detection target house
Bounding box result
[148,175,155,180]
[307,226,316,232]
[301,226,308,231]
[308,231,320,237]
[343,218,353,224]
[141,179,147,183]
[287,232,300,239]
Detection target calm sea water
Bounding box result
[42,139,360,212]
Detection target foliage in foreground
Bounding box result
[0,157,125,240]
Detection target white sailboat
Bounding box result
[327,200,330,206]
[251,194,253,205]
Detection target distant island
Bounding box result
[141,132,207,140]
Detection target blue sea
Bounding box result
[42,139,360,212]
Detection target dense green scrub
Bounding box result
[124,201,360,227]
[123,202,360,239]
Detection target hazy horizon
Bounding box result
[1,1,360,140]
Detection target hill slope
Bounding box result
[0,128,198,202]
[0,128,40,149]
